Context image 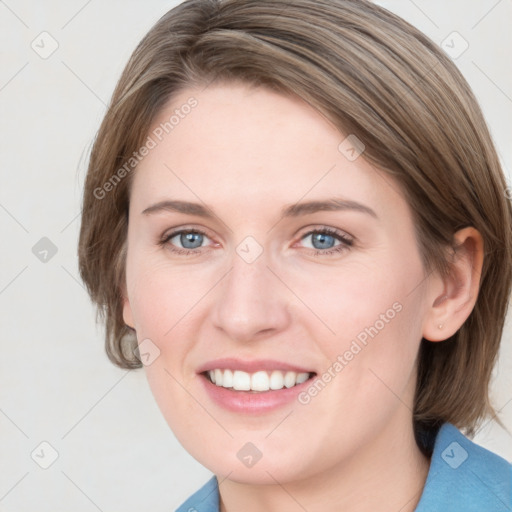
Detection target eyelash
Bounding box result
[303,227,354,256]
[159,227,353,257]
[159,228,214,257]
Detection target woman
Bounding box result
[78,0,512,510]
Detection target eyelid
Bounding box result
[290,226,354,259]
[295,225,354,244]
[160,225,214,242]
[158,226,218,254]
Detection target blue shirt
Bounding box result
[176,423,511,511]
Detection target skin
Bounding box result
[122,82,483,511]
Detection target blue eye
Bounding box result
[161,229,211,254]
[300,228,353,256]
[160,227,353,257]
[309,232,337,250]
[174,231,204,249]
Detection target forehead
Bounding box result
[130,82,405,220]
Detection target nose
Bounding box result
[210,244,291,343]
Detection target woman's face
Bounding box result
[123,82,434,483]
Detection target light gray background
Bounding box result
[0,1,510,510]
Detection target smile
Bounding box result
[197,358,317,412]
[205,369,314,392]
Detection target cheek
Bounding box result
[125,258,214,421]
[126,262,205,440]
[289,252,426,409]
[126,255,211,342]
[287,253,423,351]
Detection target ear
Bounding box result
[422,227,484,342]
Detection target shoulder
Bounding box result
[415,423,511,512]
[175,475,219,512]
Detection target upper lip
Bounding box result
[196,358,315,375]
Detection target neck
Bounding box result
[219,415,430,512]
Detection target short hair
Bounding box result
[78,0,512,438]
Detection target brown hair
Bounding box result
[78,0,512,437]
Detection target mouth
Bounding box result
[202,369,316,393]
[197,358,317,412]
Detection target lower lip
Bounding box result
[199,373,315,414]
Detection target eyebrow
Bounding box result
[142,198,378,219]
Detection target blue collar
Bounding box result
[415,422,511,511]
[176,423,511,511]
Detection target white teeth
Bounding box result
[284,371,296,388]
[206,369,311,391]
[232,370,251,390]
[251,371,270,391]
[222,369,233,388]
[269,370,284,390]
[296,372,309,384]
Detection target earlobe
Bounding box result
[422,227,484,342]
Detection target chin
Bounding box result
[184,434,319,486]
